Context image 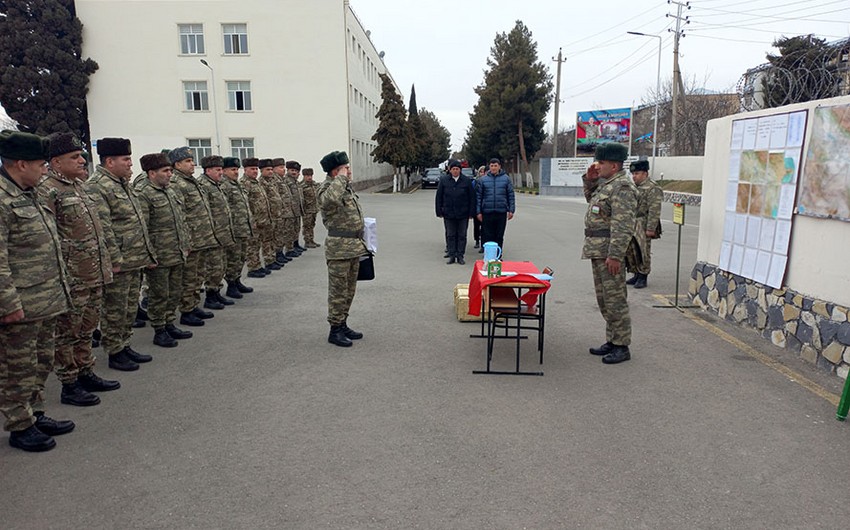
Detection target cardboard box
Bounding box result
[454,283,483,322]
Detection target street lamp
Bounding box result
[627,31,661,179]
[200,59,221,155]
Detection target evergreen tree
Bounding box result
[406,84,430,171]
[419,109,451,168]
[372,73,412,189]
[0,0,98,147]
[464,20,552,181]
[762,35,840,108]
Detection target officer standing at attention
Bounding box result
[317,151,367,348]
[627,160,663,289]
[86,137,157,371]
[40,132,120,406]
[135,153,192,348]
[198,155,236,309]
[273,158,298,261]
[0,130,74,452]
[240,158,274,277]
[259,159,285,271]
[582,143,638,365]
[299,168,321,248]
[222,156,255,298]
[285,160,308,253]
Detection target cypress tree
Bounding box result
[372,73,413,189]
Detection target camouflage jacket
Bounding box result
[285,175,304,217]
[198,174,236,247]
[86,166,156,271]
[241,176,272,230]
[300,179,319,214]
[317,175,368,260]
[636,178,663,237]
[222,178,254,240]
[274,174,295,218]
[0,167,72,321]
[169,169,217,251]
[581,169,637,261]
[39,169,113,288]
[259,174,283,221]
[134,178,190,267]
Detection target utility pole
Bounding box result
[551,48,566,158]
[667,0,690,156]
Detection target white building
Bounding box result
[76,0,395,180]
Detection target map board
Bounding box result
[798,103,850,222]
[719,110,807,288]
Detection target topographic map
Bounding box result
[800,104,850,221]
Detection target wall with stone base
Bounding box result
[690,262,850,380]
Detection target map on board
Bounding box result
[798,103,850,222]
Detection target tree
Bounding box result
[418,108,451,168]
[464,20,552,184]
[761,35,843,109]
[406,84,430,171]
[0,0,98,147]
[372,73,412,191]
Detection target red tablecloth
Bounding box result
[467,260,551,316]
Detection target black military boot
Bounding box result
[124,346,153,364]
[474,240,480,249]
[328,325,353,347]
[153,327,178,348]
[247,269,266,278]
[633,273,648,289]
[267,262,282,271]
[589,342,615,356]
[602,345,631,364]
[191,307,214,320]
[225,281,244,299]
[9,424,55,452]
[108,349,139,371]
[295,241,307,251]
[285,250,300,258]
[204,290,225,310]
[60,381,101,406]
[341,321,363,340]
[235,278,254,293]
[626,274,639,285]
[78,371,120,392]
[132,299,149,328]
[165,323,193,339]
[214,289,235,306]
[180,311,205,327]
[91,328,102,348]
[34,411,75,436]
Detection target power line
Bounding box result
[566,41,674,98]
[692,0,841,17]
[686,33,778,45]
[560,2,666,51]
[564,38,657,90]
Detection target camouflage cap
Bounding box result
[629,160,650,172]
[319,151,350,173]
[140,153,171,172]
[272,157,286,167]
[200,155,224,168]
[594,143,629,162]
[258,158,274,169]
[0,130,49,161]
[48,132,85,158]
[96,137,131,157]
[168,146,193,164]
[285,160,301,170]
[242,157,260,168]
[223,157,241,169]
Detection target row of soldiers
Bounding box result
[0,129,320,452]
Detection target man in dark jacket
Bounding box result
[475,157,515,254]
[436,159,476,265]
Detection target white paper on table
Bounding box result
[723,214,736,242]
[767,254,788,288]
[719,241,733,271]
[755,116,772,150]
[742,118,758,150]
[769,113,789,148]
[726,182,739,211]
[734,214,748,245]
[759,218,776,251]
[776,184,796,220]
[772,219,792,255]
[786,111,807,147]
[754,250,772,284]
[730,120,745,150]
[363,217,378,253]
[746,216,762,248]
[728,152,742,182]
[741,248,759,279]
[730,244,745,275]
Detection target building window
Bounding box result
[226,81,252,111]
[179,24,205,55]
[183,81,209,111]
[222,23,248,54]
[231,138,254,159]
[187,138,212,164]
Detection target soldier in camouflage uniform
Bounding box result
[258,159,285,271]
[627,160,663,289]
[285,160,308,254]
[168,147,218,326]
[241,158,273,278]
[198,155,237,309]
[86,138,157,372]
[300,167,320,248]
[221,157,255,297]
[317,151,368,348]
[272,158,298,262]
[135,153,192,348]
[581,143,638,365]
[0,130,75,452]
[40,133,120,407]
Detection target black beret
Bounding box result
[200,155,224,168]
[0,130,49,161]
[242,157,260,168]
[258,158,274,169]
[48,132,84,158]
[272,157,286,167]
[96,137,131,157]
[285,160,301,170]
[594,143,629,162]
[630,160,650,173]
[448,159,461,169]
[168,146,193,164]
[320,151,350,173]
[223,157,241,168]
[140,153,171,172]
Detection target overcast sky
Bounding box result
[352,0,850,151]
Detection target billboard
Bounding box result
[575,107,632,157]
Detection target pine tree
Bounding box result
[372,73,412,190]
[406,84,430,171]
[419,109,451,168]
[762,35,840,108]
[0,0,98,146]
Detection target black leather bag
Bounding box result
[357,254,375,281]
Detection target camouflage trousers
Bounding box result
[225,239,248,281]
[262,223,278,264]
[284,217,302,250]
[327,257,360,325]
[179,249,203,313]
[146,264,184,328]
[591,258,631,346]
[55,284,102,384]
[302,212,317,244]
[0,317,56,431]
[202,246,226,290]
[247,226,273,270]
[273,217,286,253]
[102,269,142,355]
[635,239,653,275]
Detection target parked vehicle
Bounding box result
[421,168,444,189]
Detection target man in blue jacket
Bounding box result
[436,159,476,265]
[475,158,515,254]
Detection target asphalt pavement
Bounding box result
[1,187,847,529]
